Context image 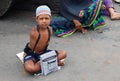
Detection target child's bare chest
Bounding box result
[38,33,48,47]
[35,31,49,52]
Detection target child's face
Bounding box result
[36,14,51,28]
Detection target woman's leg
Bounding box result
[81,0,105,30]
[103,0,120,20]
[108,7,120,20]
[102,0,113,16]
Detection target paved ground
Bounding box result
[0,2,120,81]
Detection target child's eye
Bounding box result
[38,17,49,20]
[45,18,49,20]
[39,18,43,20]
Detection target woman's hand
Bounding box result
[102,4,106,10]
[73,19,82,29]
[73,19,87,34]
[79,10,84,18]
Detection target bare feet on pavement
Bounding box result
[110,12,120,20]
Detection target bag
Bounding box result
[40,50,59,76]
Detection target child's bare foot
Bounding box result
[110,12,120,20]
[79,10,84,18]
[58,59,65,66]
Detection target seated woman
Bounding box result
[102,0,120,20]
[50,0,105,37]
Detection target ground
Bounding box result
[0,2,120,81]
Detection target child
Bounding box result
[102,0,120,20]
[23,5,67,74]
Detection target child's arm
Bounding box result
[30,27,37,36]
[48,26,53,36]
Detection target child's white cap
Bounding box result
[36,5,51,17]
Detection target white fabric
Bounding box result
[36,5,51,17]
[16,52,25,64]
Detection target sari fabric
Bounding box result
[102,0,114,16]
[50,0,105,37]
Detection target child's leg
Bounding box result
[24,60,41,73]
[57,50,67,66]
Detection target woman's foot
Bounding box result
[78,27,88,34]
[110,12,120,20]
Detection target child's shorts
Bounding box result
[23,43,58,63]
[24,49,54,63]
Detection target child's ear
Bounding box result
[36,17,38,22]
